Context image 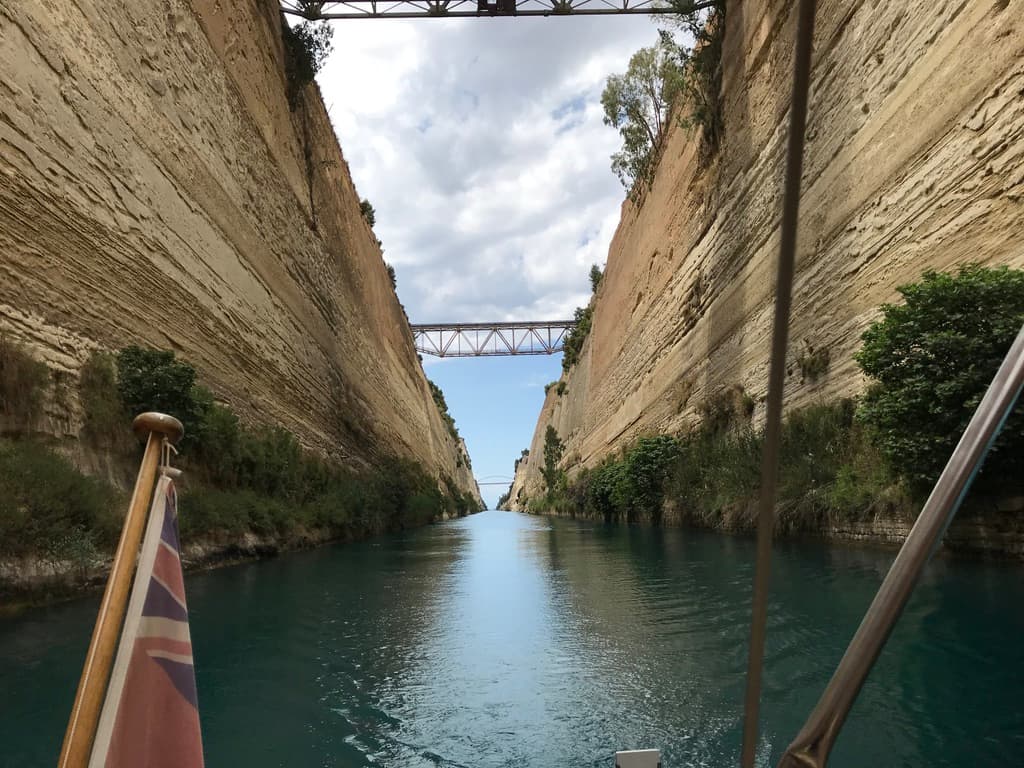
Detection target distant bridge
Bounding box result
[411,320,574,357]
[475,475,514,487]
[281,0,698,21]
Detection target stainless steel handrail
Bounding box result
[778,323,1024,767]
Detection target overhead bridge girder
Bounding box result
[411,321,575,357]
[281,0,685,20]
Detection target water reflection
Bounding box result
[1,511,1022,767]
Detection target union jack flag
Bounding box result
[89,474,205,767]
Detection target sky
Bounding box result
[315,15,663,507]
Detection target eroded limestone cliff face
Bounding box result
[509,0,1023,510]
[0,0,481,506]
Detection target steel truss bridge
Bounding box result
[281,0,693,21]
[411,320,574,357]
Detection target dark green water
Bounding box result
[2,510,1023,767]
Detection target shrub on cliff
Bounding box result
[601,37,684,194]
[542,425,565,496]
[360,199,377,228]
[79,352,130,447]
[579,435,679,522]
[281,20,333,109]
[428,379,460,443]
[856,264,1024,488]
[0,439,121,558]
[115,346,208,448]
[0,336,49,433]
[601,1,725,196]
[658,1,726,154]
[561,304,594,373]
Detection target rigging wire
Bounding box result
[740,0,818,765]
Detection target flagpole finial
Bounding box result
[132,412,185,445]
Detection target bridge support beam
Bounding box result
[411,321,574,357]
[281,0,693,20]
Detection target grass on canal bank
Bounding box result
[526,400,917,531]
[524,266,1024,540]
[0,435,474,602]
[0,341,479,602]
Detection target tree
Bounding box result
[360,199,376,227]
[855,264,1024,487]
[281,21,333,109]
[542,425,565,494]
[561,304,594,373]
[115,347,208,447]
[601,38,684,193]
[658,1,726,153]
[589,264,603,292]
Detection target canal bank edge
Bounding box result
[0,502,477,614]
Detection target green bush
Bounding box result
[360,199,376,227]
[1,342,467,562]
[0,336,49,432]
[542,425,565,495]
[562,304,593,373]
[428,379,460,442]
[115,346,207,446]
[79,352,128,447]
[281,21,333,109]
[856,264,1024,487]
[542,401,902,530]
[0,439,121,557]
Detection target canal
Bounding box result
[2,510,1022,766]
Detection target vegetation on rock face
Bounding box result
[537,402,903,532]
[514,448,529,473]
[496,488,511,510]
[574,435,679,524]
[428,379,473,470]
[561,304,594,373]
[428,380,459,441]
[1,345,475,574]
[589,264,604,292]
[281,20,333,109]
[115,346,207,449]
[530,265,1024,532]
[0,336,49,433]
[658,1,726,154]
[795,341,831,384]
[542,425,565,498]
[601,37,683,194]
[78,353,126,447]
[0,439,121,560]
[360,198,377,228]
[856,264,1024,488]
[601,1,725,197]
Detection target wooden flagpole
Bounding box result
[58,412,184,768]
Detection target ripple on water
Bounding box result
[1,512,1023,767]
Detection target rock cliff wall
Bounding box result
[0,0,481,506]
[509,0,1023,511]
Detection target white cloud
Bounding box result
[317,17,660,323]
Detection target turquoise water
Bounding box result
[2,510,1023,766]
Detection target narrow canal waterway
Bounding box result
[2,510,1023,767]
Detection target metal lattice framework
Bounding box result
[281,0,691,20]
[411,320,574,357]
